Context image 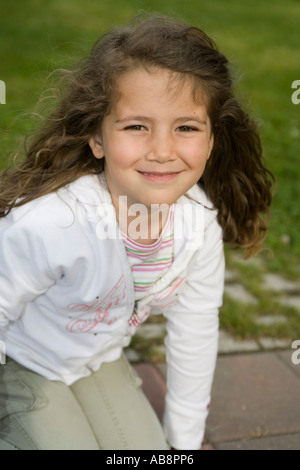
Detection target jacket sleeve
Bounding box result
[0,213,57,329]
[162,218,225,450]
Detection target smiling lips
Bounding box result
[138,171,182,183]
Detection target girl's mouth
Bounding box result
[138,171,181,183]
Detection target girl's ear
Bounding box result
[207,134,214,160]
[88,134,105,159]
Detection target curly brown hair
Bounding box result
[0,14,275,257]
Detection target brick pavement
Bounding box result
[133,349,300,450]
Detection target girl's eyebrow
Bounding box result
[175,116,207,126]
[115,115,207,125]
[115,115,151,124]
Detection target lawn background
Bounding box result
[0,0,299,339]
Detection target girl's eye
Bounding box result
[177,126,198,132]
[124,125,146,131]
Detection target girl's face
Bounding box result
[89,67,214,212]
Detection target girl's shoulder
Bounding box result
[177,182,218,227]
[180,182,214,210]
[2,174,106,229]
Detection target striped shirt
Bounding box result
[122,205,174,302]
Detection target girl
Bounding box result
[0,15,274,450]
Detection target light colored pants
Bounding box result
[0,354,169,450]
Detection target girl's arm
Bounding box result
[0,213,57,328]
[163,219,225,450]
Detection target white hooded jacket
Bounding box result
[0,173,225,449]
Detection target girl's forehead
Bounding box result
[114,66,207,108]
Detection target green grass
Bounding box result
[1,0,299,341]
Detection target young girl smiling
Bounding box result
[0,15,274,450]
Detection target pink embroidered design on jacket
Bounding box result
[129,276,186,327]
[151,275,186,309]
[66,276,126,333]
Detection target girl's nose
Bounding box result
[145,131,176,162]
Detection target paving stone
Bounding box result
[262,273,299,293]
[201,442,215,450]
[133,363,166,422]
[224,284,258,305]
[230,253,265,269]
[225,269,238,283]
[218,330,259,354]
[125,348,142,363]
[278,350,300,378]
[206,351,300,443]
[258,337,292,351]
[156,362,167,380]
[279,295,300,312]
[255,314,287,326]
[215,433,300,450]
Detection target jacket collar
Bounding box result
[64,173,217,232]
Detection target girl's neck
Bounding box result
[117,198,170,246]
